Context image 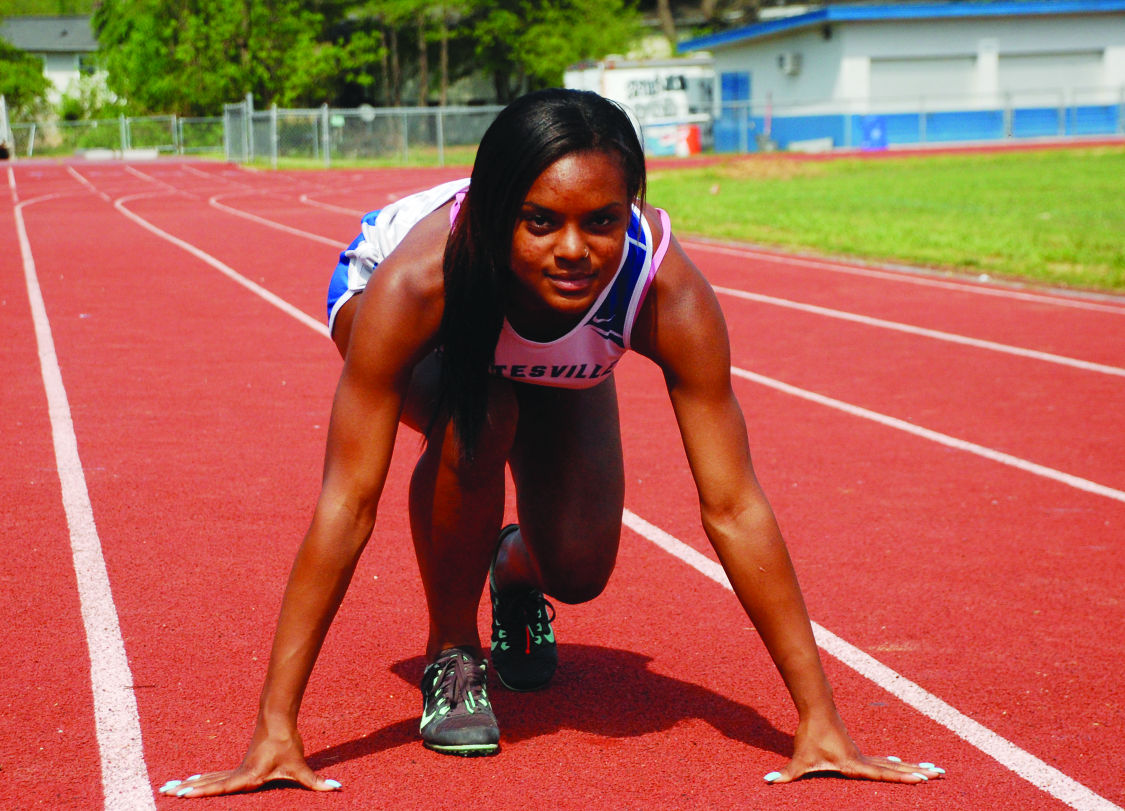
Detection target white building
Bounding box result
[0,16,98,105]
[679,0,1125,150]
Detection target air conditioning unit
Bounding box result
[777,51,802,76]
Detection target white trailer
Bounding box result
[565,56,715,155]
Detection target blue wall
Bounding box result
[713,104,1123,152]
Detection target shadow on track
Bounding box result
[306,643,792,769]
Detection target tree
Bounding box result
[639,0,764,50]
[470,0,643,103]
[93,0,374,115]
[0,35,52,119]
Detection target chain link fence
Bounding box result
[3,113,224,158]
[7,102,502,165]
[7,86,1123,163]
[223,100,505,167]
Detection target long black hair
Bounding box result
[435,88,647,459]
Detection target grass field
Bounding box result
[647,145,1125,292]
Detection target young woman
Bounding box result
[160,89,943,798]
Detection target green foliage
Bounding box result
[470,0,642,99]
[0,0,96,12]
[93,0,376,115]
[0,36,52,118]
[16,0,641,116]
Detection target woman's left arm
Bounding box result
[632,232,941,785]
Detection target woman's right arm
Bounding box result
[160,214,448,799]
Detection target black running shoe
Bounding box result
[419,647,500,756]
[490,525,558,691]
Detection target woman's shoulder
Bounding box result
[631,204,726,362]
[378,202,453,303]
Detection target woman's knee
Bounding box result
[533,523,621,604]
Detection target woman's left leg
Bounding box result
[487,378,624,691]
[495,377,626,603]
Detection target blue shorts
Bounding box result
[327,209,382,330]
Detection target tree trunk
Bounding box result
[439,7,448,107]
[378,29,389,106]
[389,25,401,107]
[656,0,677,49]
[416,10,428,107]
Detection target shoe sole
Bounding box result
[494,670,552,692]
[423,741,500,757]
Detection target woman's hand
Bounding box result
[157,726,342,798]
[764,709,945,785]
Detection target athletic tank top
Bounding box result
[489,204,669,389]
[342,179,670,389]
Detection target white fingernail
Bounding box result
[325,779,342,789]
[160,780,181,792]
[176,786,194,797]
[886,756,902,763]
[763,771,782,783]
[186,774,202,781]
[912,772,929,781]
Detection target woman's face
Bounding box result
[507,149,631,341]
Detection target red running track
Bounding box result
[3,158,1124,810]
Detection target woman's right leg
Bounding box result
[400,360,515,756]
[335,296,516,658]
[401,354,519,660]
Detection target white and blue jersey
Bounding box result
[489,203,667,389]
[327,181,670,390]
[327,178,471,330]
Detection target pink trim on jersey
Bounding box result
[652,208,672,272]
[450,190,466,227]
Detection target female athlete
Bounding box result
[160,88,943,798]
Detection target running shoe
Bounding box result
[490,524,558,691]
[419,647,500,756]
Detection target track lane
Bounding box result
[719,300,1125,491]
[613,353,1124,806]
[689,240,1125,368]
[2,173,106,810]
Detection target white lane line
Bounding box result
[7,165,17,203]
[715,285,1125,378]
[731,365,1125,504]
[88,178,1122,807]
[208,192,343,247]
[112,192,330,337]
[686,239,1125,315]
[621,510,1122,811]
[15,197,156,810]
[124,165,198,198]
[298,194,363,216]
[66,165,111,202]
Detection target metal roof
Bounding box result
[0,16,97,53]
[680,1,1125,52]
